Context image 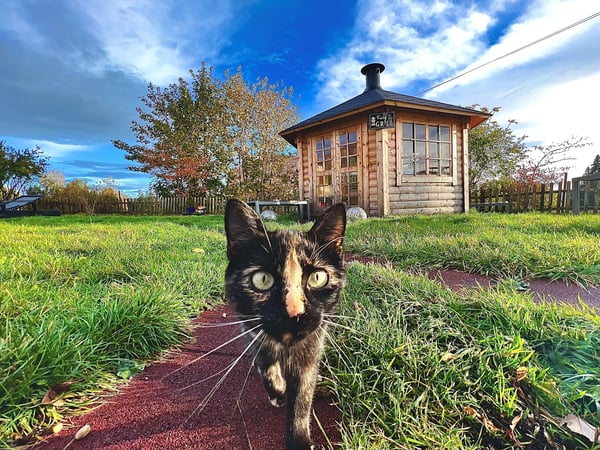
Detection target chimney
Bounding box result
[361,63,385,92]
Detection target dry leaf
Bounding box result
[42,381,74,405]
[516,366,528,382]
[562,414,600,443]
[74,424,91,440]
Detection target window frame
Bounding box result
[399,121,454,183]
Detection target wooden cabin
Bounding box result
[280,63,490,216]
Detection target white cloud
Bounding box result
[314,0,499,108]
[29,140,93,158]
[73,0,234,84]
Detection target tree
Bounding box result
[583,154,600,176]
[513,136,590,185]
[468,107,527,188]
[113,63,230,197]
[38,170,66,200]
[113,63,299,199]
[0,141,49,201]
[223,69,299,200]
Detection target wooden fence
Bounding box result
[470,177,600,214]
[36,196,227,215]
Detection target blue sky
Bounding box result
[1,0,599,196]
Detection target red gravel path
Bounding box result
[34,305,341,450]
[34,258,597,450]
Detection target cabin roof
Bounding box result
[280,64,490,147]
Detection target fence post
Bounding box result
[572,177,581,215]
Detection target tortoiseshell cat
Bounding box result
[224,199,346,450]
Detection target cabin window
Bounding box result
[339,131,358,168]
[317,174,334,208]
[340,171,359,206]
[316,137,332,171]
[402,122,451,176]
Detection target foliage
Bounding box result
[0,141,49,201]
[468,106,527,188]
[583,154,600,176]
[35,173,122,213]
[113,63,299,199]
[223,68,299,200]
[113,64,230,197]
[513,136,590,185]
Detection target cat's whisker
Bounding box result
[197,317,262,328]
[323,313,355,321]
[164,323,263,379]
[183,330,264,424]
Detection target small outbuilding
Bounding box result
[280,63,490,216]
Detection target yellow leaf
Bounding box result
[52,423,63,434]
[191,248,204,254]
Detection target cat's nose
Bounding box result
[285,289,305,318]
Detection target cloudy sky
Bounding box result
[1,0,599,196]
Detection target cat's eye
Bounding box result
[307,269,329,289]
[251,271,275,290]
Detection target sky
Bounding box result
[1,0,599,196]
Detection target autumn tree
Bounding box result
[468,107,527,188]
[223,69,299,200]
[113,63,299,198]
[512,136,590,185]
[113,63,230,196]
[0,141,49,200]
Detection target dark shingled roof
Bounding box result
[280,63,490,146]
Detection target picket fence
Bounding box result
[36,196,227,215]
[470,175,600,214]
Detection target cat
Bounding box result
[224,199,347,450]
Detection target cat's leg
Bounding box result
[255,346,286,407]
[285,348,321,450]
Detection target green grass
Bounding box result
[0,215,227,446]
[346,212,600,285]
[325,263,600,449]
[1,212,599,448]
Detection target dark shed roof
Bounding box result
[280,63,490,146]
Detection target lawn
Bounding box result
[1,212,599,448]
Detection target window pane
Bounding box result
[325,160,332,170]
[416,159,426,175]
[430,142,439,158]
[441,163,451,175]
[349,131,357,142]
[324,138,331,147]
[348,142,357,155]
[349,156,357,167]
[440,126,450,141]
[339,133,347,145]
[440,143,450,159]
[402,123,413,139]
[403,141,414,158]
[403,162,414,175]
[415,124,426,140]
[341,147,347,158]
[429,159,439,175]
[316,140,323,150]
[429,125,438,141]
[416,141,426,158]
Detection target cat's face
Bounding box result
[224,199,346,344]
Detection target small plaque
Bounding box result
[368,112,395,130]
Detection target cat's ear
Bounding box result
[309,203,346,255]
[224,199,268,258]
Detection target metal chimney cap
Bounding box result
[361,63,385,92]
[361,63,385,75]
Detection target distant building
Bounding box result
[280,63,490,216]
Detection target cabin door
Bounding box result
[315,130,360,209]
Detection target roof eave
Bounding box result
[280,100,491,147]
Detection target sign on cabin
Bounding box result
[368,112,395,130]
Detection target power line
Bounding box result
[416,10,600,96]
